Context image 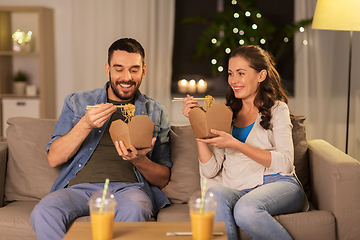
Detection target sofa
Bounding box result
[0,116,359,240]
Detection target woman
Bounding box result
[182,45,307,240]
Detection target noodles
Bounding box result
[121,104,136,122]
[203,95,215,111]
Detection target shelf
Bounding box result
[0,94,39,99]
[0,51,39,56]
[0,6,55,137]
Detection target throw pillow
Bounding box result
[162,125,200,203]
[5,117,60,202]
[292,115,311,200]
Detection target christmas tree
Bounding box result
[183,0,312,75]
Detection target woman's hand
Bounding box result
[182,94,200,118]
[197,129,237,149]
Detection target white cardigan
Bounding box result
[200,101,294,191]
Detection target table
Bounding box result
[63,221,227,240]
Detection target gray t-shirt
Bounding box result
[68,99,138,187]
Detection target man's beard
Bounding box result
[109,73,141,101]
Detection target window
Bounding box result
[172,0,295,97]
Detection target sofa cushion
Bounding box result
[161,125,200,203]
[239,210,335,240]
[0,201,37,240]
[157,203,190,222]
[273,210,335,240]
[5,117,61,202]
[291,115,311,200]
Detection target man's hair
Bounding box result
[108,38,145,65]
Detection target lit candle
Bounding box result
[188,79,197,93]
[197,79,207,93]
[178,79,188,93]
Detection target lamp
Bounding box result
[312,0,360,154]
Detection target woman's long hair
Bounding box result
[225,45,289,130]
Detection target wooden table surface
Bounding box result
[63,221,227,240]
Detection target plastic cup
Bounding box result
[189,190,217,240]
[88,190,117,240]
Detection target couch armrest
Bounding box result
[308,139,360,240]
[0,142,8,207]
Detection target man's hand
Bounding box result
[48,103,116,168]
[114,137,157,163]
[114,137,170,188]
[84,103,117,129]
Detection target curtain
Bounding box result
[70,0,175,112]
[294,0,360,160]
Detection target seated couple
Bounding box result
[31,38,307,240]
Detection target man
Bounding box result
[31,38,172,240]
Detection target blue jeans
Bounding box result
[209,174,306,240]
[30,182,153,240]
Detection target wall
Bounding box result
[4,1,360,161]
[1,0,73,118]
[294,0,360,160]
[1,0,176,122]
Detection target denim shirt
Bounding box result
[47,82,172,214]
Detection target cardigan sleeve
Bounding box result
[199,145,225,179]
[268,102,294,174]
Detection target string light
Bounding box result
[201,6,311,76]
[298,27,308,45]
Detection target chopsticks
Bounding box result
[166,232,223,236]
[86,105,125,110]
[172,97,206,102]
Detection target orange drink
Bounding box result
[90,211,115,240]
[88,190,117,240]
[190,211,215,240]
[189,190,217,240]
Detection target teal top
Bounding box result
[232,122,255,143]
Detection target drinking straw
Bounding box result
[99,178,110,214]
[200,177,207,213]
